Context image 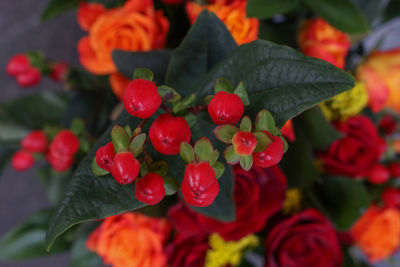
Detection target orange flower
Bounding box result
[77,2,107,31]
[357,48,400,113]
[351,205,400,263]
[298,18,351,69]
[186,0,259,45]
[87,213,171,267]
[78,0,169,75]
[109,72,132,99]
[281,120,295,142]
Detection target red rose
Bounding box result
[265,209,343,267]
[168,165,287,241]
[165,234,209,267]
[319,115,385,178]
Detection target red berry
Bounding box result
[95,142,115,172]
[16,67,41,87]
[111,152,140,185]
[208,91,244,125]
[135,173,166,205]
[149,113,191,155]
[49,130,80,157]
[181,162,219,207]
[50,62,69,82]
[47,152,74,172]
[232,131,257,156]
[6,54,30,76]
[367,164,390,184]
[123,79,162,119]
[382,187,400,208]
[11,150,34,171]
[379,115,397,135]
[388,163,400,178]
[253,132,283,168]
[21,130,48,153]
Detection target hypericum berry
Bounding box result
[95,142,115,172]
[6,54,30,76]
[16,67,41,87]
[382,187,400,208]
[135,173,166,205]
[21,130,48,153]
[49,130,80,157]
[11,150,34,171]
[123,79,162,119]
[50,62,69,82]
[379,115,397,135]
[47,152,74,172]
[149,113,191,155]
[208,91,244,125]
[181,162,219,207]
[367,164,390,184]
[253,133,283,168]
[111,152,140,185]
[232,131,257,156]
[388,163,400,178]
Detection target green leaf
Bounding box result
[111,125,130,153]
[194,40,355,127]
[133,68,153,81]
[172,93,196,113]
[247,0,300,19]
[384,0,400,21]
[253,131,272,153]
[112,50,172,83]
[233,82,250,106]
[301,0,370,34]
[149,161,169,177]
[166,11,237,96]
[240,116,252,132]
[213,125,239,143]
[37,166,73,205]
[70,223,102,267]
[157,85,181,103]
[224,145,240,165]
[91,158,109,176]
[0,209,71,260]
[209,150,220,166]
[164,176,178,196]
[129,133,146,156]
[194,137,214,162]
[214,77,235,94]
[41,0,79,22]
[0,148,16,178]
[315,175,370,230]
[213,162,225,179]
[180,142,195,164]
[240,155,253,171]
[70,118,85,136]
[255,110,280,135]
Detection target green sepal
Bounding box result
[240,116,252,132]
[233,82,249,106]
[180,142,195,164]
[214,77,235,94]
[240,155,253,171]
[209,150,220,166]
[164,176,178,196]
[157,85,181,103]
[129,133,146,156]
[224,145,240,165]
[70,118,85,136]
[172,93,196,113]
[133,68,153,81]
[26,51,51,74]
[184,113,197,128]
[111,125,130,153]
[204,95,213,105]
[149,161,168,177]
[124,125,133,138]
[253,131,272,153]
[255,110,280,135]
[213,162,225,179]
[213,125,239,143]
[194,137,214,162]
[281,136,289,153]
[91,158,108,176]
[140,161,150,177]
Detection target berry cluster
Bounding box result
[12,131,48,171]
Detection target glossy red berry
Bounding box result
[149,113,191,155]
[379,115,397,135]
[253,132,283,168]
[49,130,80,157]
[123,79,162,119]
[367,164,390,184]
[95,142,115,172]
[382,187,400,208]
[16,67,41,87]
[11,150,34,171]
[388,163,400,178]
[181,162,219,207]
[50,62,69,82]
[6,54,30,76]
[111,152,140,185]
[21,130,48,153]
[208,91,244,125]
[232,131,257,156]
[47,152,74,172]
[135,173,166,205]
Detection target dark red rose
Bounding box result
[168,165,287,241]
[320,115,385,178]
[265,209,343,267]
[165,234,209,267]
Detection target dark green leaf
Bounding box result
[37,166,72,205]
[384,0,400,21]
[301,0,370,34]
[0,148,16,177]
[247,0,300,19]
[41,0,79,22]
[70,223,102,267]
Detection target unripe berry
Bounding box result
[253,132,283,168]
[123,79,162,119]
[388,163,400,178]
[382,187,400,208]
[6,54,30,77]
[11,150,34,171]
[50,62,69,82]
[181,162,219,207]
[16,67,41,87]
[111,152,140,185]
[232,131,257,156]
[149,113,191,155]
[367,164,390,184]
[208,91,244,125]
[49,130,80,157]
[21,130,48,153]
[95,142,115,172]
[135,173,166,205]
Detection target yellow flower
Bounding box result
[205,233,259,267]
[282,189,302,214]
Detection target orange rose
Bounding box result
[78,0,169,75]
[186,0,259,45]
[351,205,400,263]
[298,18,351,69]
[109,72,132,99]
[87,213,171,267]
[77,2,107,31]
[357,48,400,113]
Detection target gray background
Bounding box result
[0,1,83,266]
